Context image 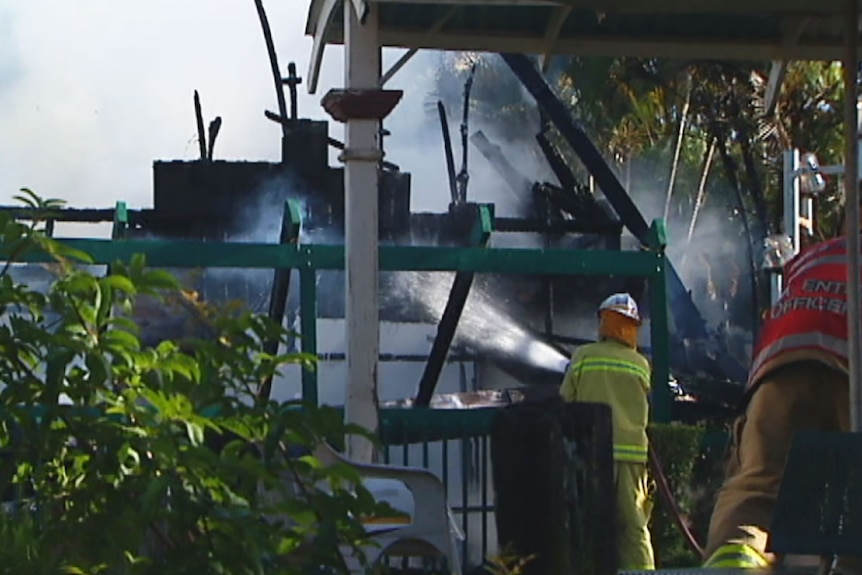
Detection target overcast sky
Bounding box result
[1,0,554,242]
[0,1,453,223]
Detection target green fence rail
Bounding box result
[1,201,673,421]
[380,407,499,570]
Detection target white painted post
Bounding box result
[770,274,783,306]
[801,195,814,238]
[843,0,861,433]
[343,2,381,462]
[767,149,801,307]
[782,149,802,255]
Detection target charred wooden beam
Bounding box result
[494,217,620,235]
[470,130,533,202]
[207,117,222,162]
[536,130,579,193]
[456,65,477,205]
[500,53,712,342]
[253,0,289,145]
[0,207,117,222]
[194,90,207,161]
[259,199,303,402]
[437,101,459,205]
[414,204,493,407]
[263,109,402,174]
[283,62,302,121]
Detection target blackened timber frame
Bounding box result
[415,203,493,407]
[0,215,673,421]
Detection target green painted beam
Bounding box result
[649,245,672,422]
[112,201,128,240]
[260,200,305,402]
[3,214,671,415]
[285,199,303,242]
[647,218,667,250]
[299,268,319,406]
[379,406,498,445]
[5,239,662,276]
[6,404,498,447]
[470,203,494,246]
[415,203,495,407]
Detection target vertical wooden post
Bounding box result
[648,219,672,423]
[300,265,319,406]
[318,2,401,462]
[344,1,379,463]
[314,1,402,459]
[843,0,861,431]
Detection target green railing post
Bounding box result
[260,200,305,401]
[647,219,672,422]
[106,202,128,277]
[299,264,319,406]
[112,202,128,240]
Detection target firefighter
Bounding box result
[703,211,856,569]
[560,293,655,571]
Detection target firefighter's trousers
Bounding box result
[705,361,848,568]
[616,460,656,571]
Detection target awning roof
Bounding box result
[305,0,862,93]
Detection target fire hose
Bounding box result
[648,442,706,560]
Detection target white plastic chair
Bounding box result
[311,442,464,575]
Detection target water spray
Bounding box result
[394,271,570,377]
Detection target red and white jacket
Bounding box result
[748,236,853,393]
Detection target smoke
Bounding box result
[383,51,554,216]
[624,159,755,364]
[0,1,342,207]
[188,49,575,379]
[215,160,570,376]
[0,8,22,98]
[381,50,755,369]
[377,51,575,372]
[392,271,569,374]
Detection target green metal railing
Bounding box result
[1,200,672,569]
[380,407,498,568]
[8,199,673,421]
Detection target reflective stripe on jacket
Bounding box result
[748,236,854,394]
[703,544,768,569]
[559,339,651,463]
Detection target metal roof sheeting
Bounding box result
[305,0,862,92]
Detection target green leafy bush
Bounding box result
[0,190,393,575]
[647,422,706,568]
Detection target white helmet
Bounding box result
[598,293,641,323]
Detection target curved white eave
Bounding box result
[307,0,373,94]
[307,0,341,94]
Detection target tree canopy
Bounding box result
[428,53,848,339]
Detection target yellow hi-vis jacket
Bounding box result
[559,339,652,463]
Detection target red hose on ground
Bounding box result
[648,445,706,560]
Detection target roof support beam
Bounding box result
[764,62,788,116]
[350,0,370,22]
[363,0,855,13]
[370,30,862,62]
[764,18,810,116]
[306,0,338,94]
[541,5,572,72]
[843,0,861,432]
[414,204,493,408]
[379,7,459,87]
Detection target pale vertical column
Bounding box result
[844,0,861,432]
[343,1,381,462]
[782,149,801,255]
